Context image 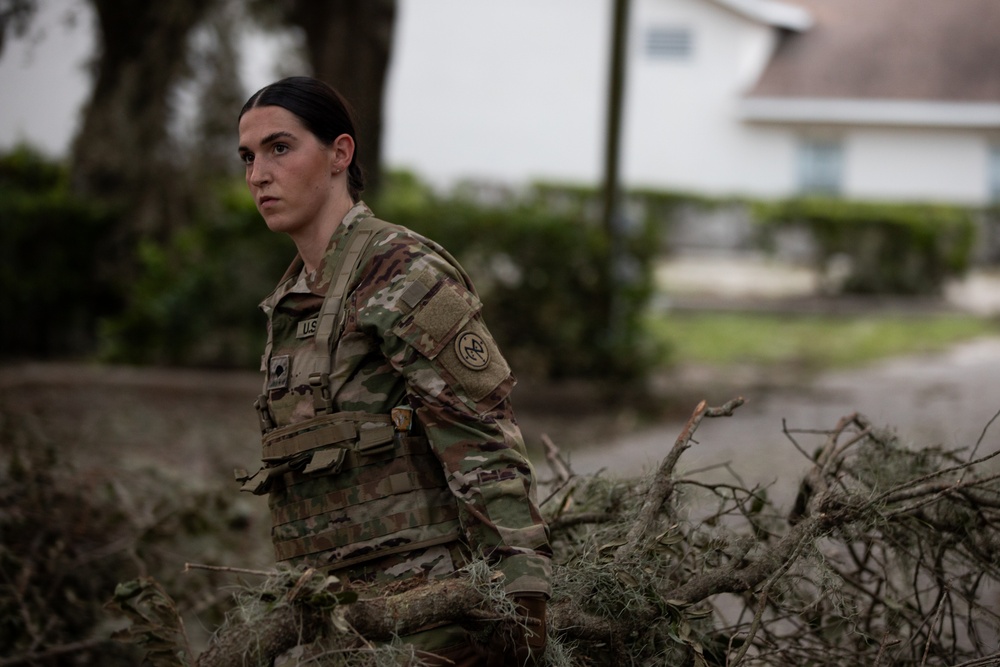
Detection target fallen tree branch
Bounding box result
[542,433,572,484]
[102,406,1000,667]
[614,397,744,566]
[195,570,649,667]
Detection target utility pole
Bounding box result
[601,0,631,347]
[602,0,630,235]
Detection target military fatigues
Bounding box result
[245,202,551,663]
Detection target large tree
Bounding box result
[70,0,217,243]
[0,0,35,57]
[266,0,397,197]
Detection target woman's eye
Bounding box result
[273,144,288,155]
[240,152,254,165]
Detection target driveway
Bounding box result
[559,256,1000,508]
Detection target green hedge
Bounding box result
[1,145,660,380]
[374,173,665,381]
[99,170,663,380]
[100,184,294,368]
[754,198,976,295]
[7,143,987,376]
[0,146,122,359]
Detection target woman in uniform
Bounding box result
[236,76,551,666]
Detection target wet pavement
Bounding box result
[564,257,1000,509]
[566,337,1000,509]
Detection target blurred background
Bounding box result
[3,0,1000,662]
[3,0,1000,370]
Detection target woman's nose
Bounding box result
[248,160,270,186]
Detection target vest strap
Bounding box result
[273,501,462,563]
[309,217,390,413]
[261,411,391,461]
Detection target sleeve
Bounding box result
[354,229,552,598]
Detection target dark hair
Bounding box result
[240,76,365,201]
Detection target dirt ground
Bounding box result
[5,332,1000,518]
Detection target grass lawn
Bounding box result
[647,311,1000,370]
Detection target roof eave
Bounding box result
[739,97,1000,129]
[708,0,814,32]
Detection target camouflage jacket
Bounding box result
[257,201,552,598]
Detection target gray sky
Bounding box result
[0,0,92,156]
[0,0,298,157]
[0,0,610,187]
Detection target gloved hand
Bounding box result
[487,596,547,666]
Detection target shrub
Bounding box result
[99,183,294,368]
[0,145,122,359]
[375,173,665,381]
[3,148,664,382]
[754,198,975,295]
[100,170,664,381]
[0,422,258,665]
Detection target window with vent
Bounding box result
[798,139,843,195]
[645,27,693,59]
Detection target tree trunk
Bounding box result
[281,0,397,198]
[71,0,214,246]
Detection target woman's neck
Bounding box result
[293,198,355,273]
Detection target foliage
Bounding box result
[1,146,665,381]
[99,183,294,368]
[101,170,665,380]
[754,198,976,295]
[107,578,193,667]
[0,401,261,666]
[99,402,1000,666]
[375,171,666,381]
[11,144,993,379]
[0,145,122,359]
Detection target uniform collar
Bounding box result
[258,201,374,313]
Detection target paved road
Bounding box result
[566,337,1000,509]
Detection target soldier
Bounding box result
[236,76,551,666]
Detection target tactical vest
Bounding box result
[239,216,470,571]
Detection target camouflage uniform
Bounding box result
[246,202,552,663]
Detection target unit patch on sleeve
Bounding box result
[455,330,490,370]
[438,318,511,405]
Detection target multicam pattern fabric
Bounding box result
[256,201,552,598]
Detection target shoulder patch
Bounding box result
[393,279,481,359]
[454,330,490,370]
[438,319,510,403]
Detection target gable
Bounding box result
[746,0,1000,103]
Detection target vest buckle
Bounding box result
[309,372,335,414]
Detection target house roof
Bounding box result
[745,0,1000,103]
[707,0,812,32]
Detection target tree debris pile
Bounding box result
[0,406,264,667]
[113,398,1000,666]
[8,395,1000,666]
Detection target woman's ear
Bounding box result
[330,133,355,175]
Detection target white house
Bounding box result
[2,0,997,206]
[385,0,1000,206]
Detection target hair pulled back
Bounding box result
[240,76,365,201]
